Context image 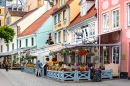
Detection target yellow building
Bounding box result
[0,6,5,26]
[47,0,80,63]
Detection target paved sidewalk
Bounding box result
[0,69,14,86]
[0,69,130,86]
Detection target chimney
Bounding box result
[38,0,41,8]
[53,0,58,5]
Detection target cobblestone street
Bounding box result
[0,69,130,86]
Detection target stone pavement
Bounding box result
[0,69,130,86]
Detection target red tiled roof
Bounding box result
[51,0,74,14]
[11,8,38,25]
[67,5,97,28]
[8,10,28,17]
[19,4,58,37]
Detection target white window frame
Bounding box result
[55,33,57,44]
[111,8,120,30]
[63,10,66,20]
[32,38,34,46]
[58,31,61,43]
[58,13,61,22]
[19,40,21,48]
[89,22,95,36]
[26,39,28,47]
[102,12,109,32]
[127,3,130,26]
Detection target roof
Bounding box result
[11,8,38,25]
[19,4,58,37]
[51,0,74,15]
[8,10,28,17]
[67,5,97,28]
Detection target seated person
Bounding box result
[72,63,79,70]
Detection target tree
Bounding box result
[0,0,13,3]
[0,25,15,45]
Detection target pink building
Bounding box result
[97,0,130,79]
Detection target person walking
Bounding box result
[36,60,41,77]
[5,62,8,72]
[21,61,24,72]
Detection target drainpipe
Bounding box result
[119,29,122,78]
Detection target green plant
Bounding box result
[93,56,99,61]
[13,60,15,66]
[27,55,32,63]
[87,52,95,57]
[9,57,12,62]
[61,48,69,53]
[16,58,19,63]
[49,51,54,56]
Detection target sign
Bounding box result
[93,68,101,82]
[122,54,126,60]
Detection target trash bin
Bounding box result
[93,68,101,82]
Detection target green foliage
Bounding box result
[61,48,69,53]
[93,56,99,61]
[49,51,54,56]
[0,25,15,45]
[0,0,13,3]
[87,52,95,57]
[13,60,15,65]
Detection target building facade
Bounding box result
[97,0,130,79]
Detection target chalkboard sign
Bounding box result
[93,68,101,82]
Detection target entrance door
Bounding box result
[102,46,109,64]
[112,46,119,64]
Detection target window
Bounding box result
[59,0,60,7]
[58,31,61,43]
[112,8,119,29]
[63,10,66,20]
[58,13,61,22]
[19,40,21,47]
[1,45,2,52]
[0,20,1,26]
[112,46,119,64]
[7,17,10,25]
[89,23,95,35]
[55,33,57,43]
[12,43,14,50]
[102,46,109,64]
[102,12,109,32]
[62,0,63,5]
[63,30,66,42]
[54,15,57,24]
[26,39,28,46]
[32,38,34,46]
[7,45,9,51]
[127,3,130,26]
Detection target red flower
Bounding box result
[87,68,89,71]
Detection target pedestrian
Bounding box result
[44,63,48,76]
[21,61,24,72]
[36,60,41,77]
[72,63,79,70]
[5,62,8,72]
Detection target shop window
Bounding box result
[58,31,61,43]
[112,46,119,64]
[71,51,75,63]
[102,12,109,32]
[112,8,120,30]
[127,3,130,26]
[55,33,57,44]
[63,10,66,20]
[89,22,95,35]
[58,13,61,22]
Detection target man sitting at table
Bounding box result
[72,63,79,70]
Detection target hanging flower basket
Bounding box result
[49,51,54,56]
[46,58,49,61]
[61,48,69,53]
[52,58,57,61]
[78,50,87,56]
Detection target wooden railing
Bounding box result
[101,69,113,79]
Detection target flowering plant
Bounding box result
[77,67,89,72]
[78,50,87,56]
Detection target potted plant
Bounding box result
[93,56,99,63]
[61,48,69,53]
